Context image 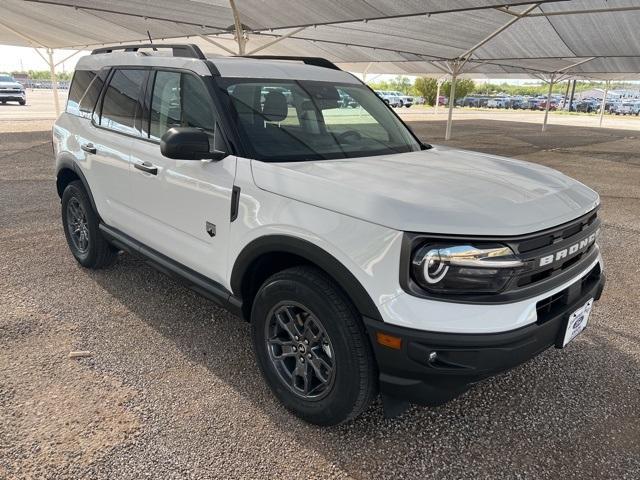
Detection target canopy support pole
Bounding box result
[542,74,555,133]
[434,78,443,114]
[599,80,610,127]
[47,48,60,116]
[568,79,577,112]
[361,62,373,83]
[562,79,570,109]
[229,0,246,54]
[445,66,459,140]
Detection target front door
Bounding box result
[126,69,236,286]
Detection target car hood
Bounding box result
[0,81,22,89]
[250,146,600,236]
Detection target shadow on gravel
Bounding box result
[90,252,640,479]
[7,129,639,478]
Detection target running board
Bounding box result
[99,223,243,317]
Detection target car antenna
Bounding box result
[147,31,158,51]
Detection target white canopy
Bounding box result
[1,0,639,79]
[2,0,638,134]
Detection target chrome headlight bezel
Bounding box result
[410,243,524,295]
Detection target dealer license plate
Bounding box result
[561,298,593,347]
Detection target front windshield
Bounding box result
[216,78,421,162]
[0,75,15,82]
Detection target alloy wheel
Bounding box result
[66,197,90,253]
[265,302,335,399]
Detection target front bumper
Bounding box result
[0,92,25,101]
[364,263,605,406]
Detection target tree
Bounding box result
[414,77,439,105]
[442,79,475,102]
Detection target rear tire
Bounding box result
[19,100,25,106]
[61,180,116,269]
[251,266,377,425]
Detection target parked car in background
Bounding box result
[614,102,635,115]
[510,98,528,109]
[575,100,597,113]
[375,90,402,108]
[0,73,26,105]
[487,97,510,109]
[339,91,359,108]
[389,90,413,108]
[538,99,558,111]
[631,102,640,116]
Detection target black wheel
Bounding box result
[19,100,25,106]
[61,180,116,269]
[251,266,377,425]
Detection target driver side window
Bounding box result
[149,70,216,141]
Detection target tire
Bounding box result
[19,100,25,106]
[251,266,377,425]
[1,101,5,104]
[61,180,116,269]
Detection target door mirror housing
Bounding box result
[160,127,227,161]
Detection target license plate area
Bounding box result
[558,298,594,348]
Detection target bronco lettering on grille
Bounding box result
[539,230,598,267]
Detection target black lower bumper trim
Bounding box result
[364,266,605,406]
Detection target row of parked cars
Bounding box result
[456,96,640,115]
[458,94,640,115]
[374,90,415,108]
[459,95,563,110]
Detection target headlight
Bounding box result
[411,244,523,294]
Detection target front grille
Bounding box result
[0,89,22,94]
[536,263,601,325]
[506,209,600,291]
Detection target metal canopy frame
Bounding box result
[1,0,638,134]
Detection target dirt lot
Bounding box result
[0,114,639,479]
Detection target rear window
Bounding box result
[66,69,108,118]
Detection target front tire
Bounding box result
[251,266,377,425]
[61,180,116,269]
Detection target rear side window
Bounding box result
[67,69,107,118]
[99,69,146,136]
[148,70,216,141]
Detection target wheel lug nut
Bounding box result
[304,339,309,345]
[294,336,299,341]
[292,346,297,352]
[307,353,312,359]
[299,356,305,363]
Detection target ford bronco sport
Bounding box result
[53,44,604,425]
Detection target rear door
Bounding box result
[89,68,148,230]
[126,69,237,285]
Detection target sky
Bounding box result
[0,46,87,73]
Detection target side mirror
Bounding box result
[160,127,227,161]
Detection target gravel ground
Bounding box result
[0,121,639,479]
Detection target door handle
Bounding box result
[81,143,96,154]
[134,161,158,175]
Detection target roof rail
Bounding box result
[91,44,206,60]
[237,55,341,71]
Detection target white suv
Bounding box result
[53,44,605,425]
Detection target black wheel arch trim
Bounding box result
[56,157,100,218]
[230,235,383,321]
